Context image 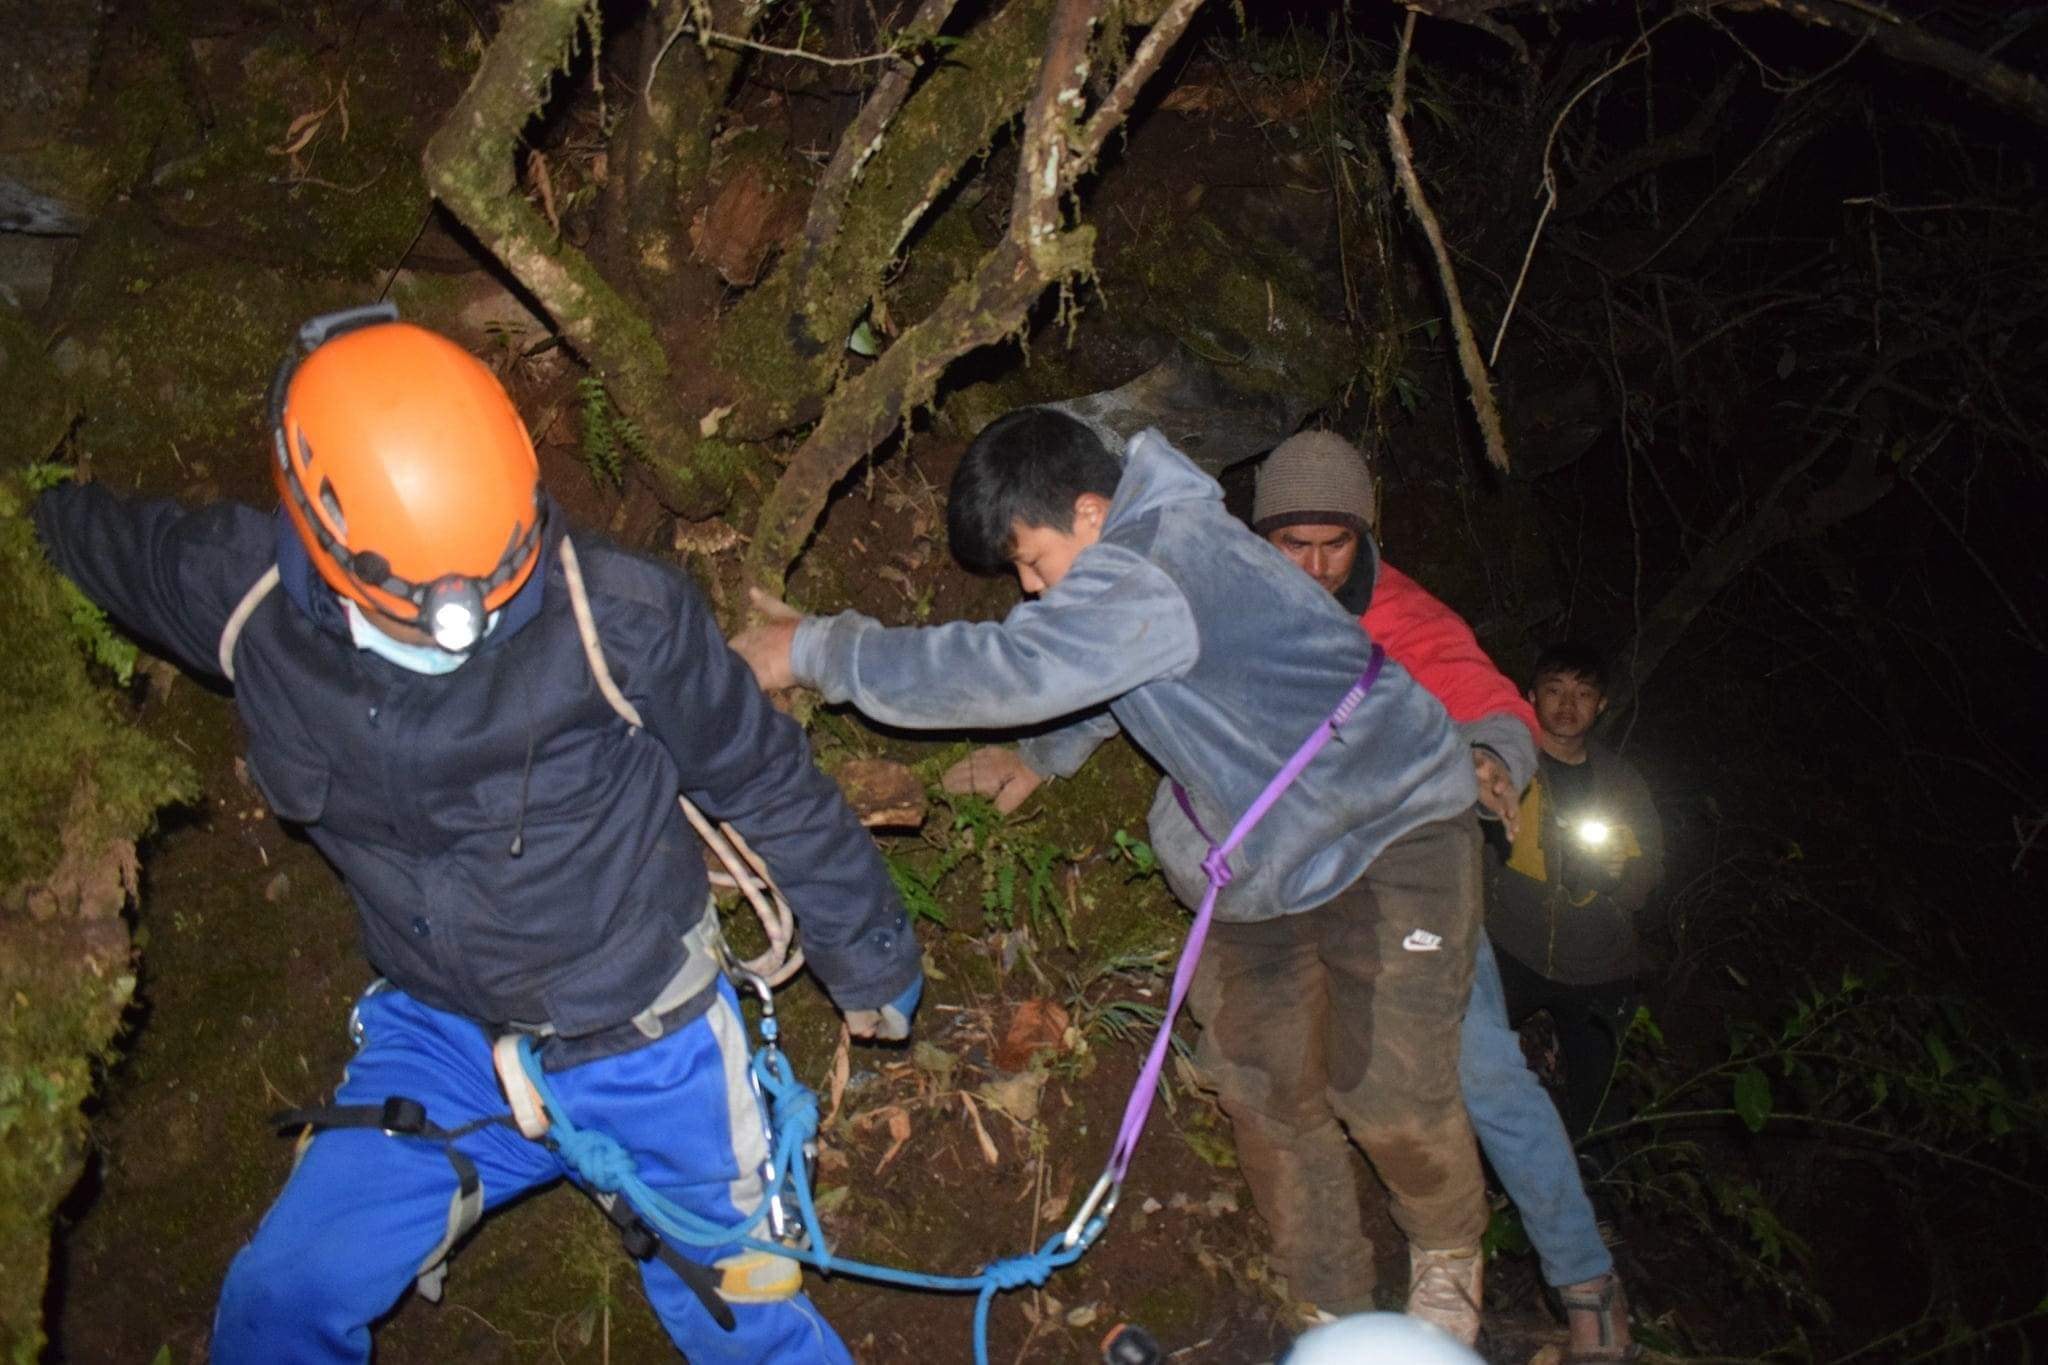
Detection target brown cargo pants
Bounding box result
[1188,813,1488,1313]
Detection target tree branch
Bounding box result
[790,0,965,310]
[423,0,724,514]
[1755,0,2048,128]
[1386,13,1511,472]
[745,0,1207,589]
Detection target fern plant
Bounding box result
[577,376,646,488]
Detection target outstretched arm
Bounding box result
[781,544,1198,734]
[33,483,271,682]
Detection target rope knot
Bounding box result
[1200,847,1234,888]
[775,1087,820,1145]
[983,1252,1055,1292]
[555,1125,637,1193]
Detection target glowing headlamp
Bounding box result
[422,576,486,653]
[1575,818,1613,849]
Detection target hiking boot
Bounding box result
[1406,1244,1483,1346]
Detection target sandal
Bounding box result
[1556,1273,1643,1363]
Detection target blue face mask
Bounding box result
[345,600,493,675]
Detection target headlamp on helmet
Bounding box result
[268,303,544,650]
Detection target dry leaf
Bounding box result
[277,111,324,157]
[959,1092,1000,1166]
[699,403,734,438]
[875,1107,914,1173]
[911,1040,957,1092]
[977,1069,1046,1125]
[994,999,1071,1072]
[531,152,559,233]
[824,1023,851,1127]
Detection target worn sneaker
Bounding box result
[1405,1244,1483,1346]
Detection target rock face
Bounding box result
[0,0,99,310]
[1051,351,1320,478]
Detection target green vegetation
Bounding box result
[1593,963,2048,1358]
[577,374,647,487]
[0,473,196,1359]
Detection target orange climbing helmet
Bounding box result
[268,304,543,652]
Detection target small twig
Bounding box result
[649,16,916,103]
[1387,13,1508,472]
[377,200,438,303]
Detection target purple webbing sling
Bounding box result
[1063,645,1387,1245]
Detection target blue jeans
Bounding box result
[212,983,851,1364]
[1460,934,1612,1288]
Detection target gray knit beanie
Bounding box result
[1252,430,1376,535]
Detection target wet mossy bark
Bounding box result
[746,228,1096,591]
[605,0,756,294]
[714,0,1060,440]
[422,0,733,515]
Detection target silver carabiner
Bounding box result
[1060,1169,1122,1249]
[720,945,797,1240]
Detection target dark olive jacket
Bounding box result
[1485,742,1665,985]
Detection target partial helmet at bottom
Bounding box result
[1280,1311,1484,1365]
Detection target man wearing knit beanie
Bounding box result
[1254,431,1380,606]
[1251,429,1642,1362]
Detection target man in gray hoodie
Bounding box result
[734,408,1490,1341]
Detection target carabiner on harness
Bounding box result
[719,944,800,1244]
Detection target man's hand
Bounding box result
[844,974,922,1043]
[941,745,1045,815]
[1472,747,1521,841]
[730,587,803,691]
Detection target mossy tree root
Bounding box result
[422,0,726,515]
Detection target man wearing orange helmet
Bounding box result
[33,304,920,1364]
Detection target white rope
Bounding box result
[557,537,801,984]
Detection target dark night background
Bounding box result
[2,0,2044,1360]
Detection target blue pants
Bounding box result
[212,983,852,1364]
[1459,934,1612,1288]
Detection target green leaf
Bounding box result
[1628,1004,1665,1049]
[1733,1065,1772,1134]
[1926,1031,1956,1078]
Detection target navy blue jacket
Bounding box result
[35,484,918,1036]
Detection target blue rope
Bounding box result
[522,1038,1104,1365]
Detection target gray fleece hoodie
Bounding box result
[791,428,1477,922]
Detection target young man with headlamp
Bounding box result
[1489,644,1665,1145]
[32,304,921,1364]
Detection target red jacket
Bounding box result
[1362,563,1539,742]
